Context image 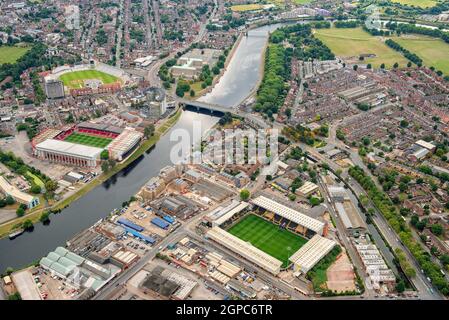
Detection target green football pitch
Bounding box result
[64,133,112,148]
[58,70,119,89]
[228,214,308,267]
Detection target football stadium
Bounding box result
[32,122,143,167]
[205,196,335,275]
[228,214,307,268]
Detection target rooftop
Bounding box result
[35,139,103,159]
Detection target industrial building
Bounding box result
[250,196,326,237]
[355,243,396,290]
[34,139,103,167]
[0,176,40,209]
[136,177,166,202]
[107,128,143,161]
[206,227,283,275]
[295,181,319,197]
[39,246,120,292]
[171,48,222,79]
[140,266,197,300]
[289,234,336,274]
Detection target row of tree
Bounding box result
[349,166,449,295]
[385,39,423,67]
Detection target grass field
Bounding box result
[59,70,119,89]
[0,45,30,64]
[27,171,45,188]
[314,27,408,68]
[231,4,264,11]
[64,133,112,148]
[391,35,449,75]
[228,214,308,267]
[390,0,437,8]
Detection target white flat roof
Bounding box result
[0,176,36,204]
[207,227,282,275]
[289,234,336,273]
[415,140,435,150]
[35,139,103,159]
[251,196,324,234]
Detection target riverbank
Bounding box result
[0,108,183,239]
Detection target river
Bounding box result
[0,23,282,272]
[199,23,286,108]
[0,111,217,272]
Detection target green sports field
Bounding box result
[228,214,308,267]
[391,35,449,75]
[390,0,437,8]
[0,45,30,64]
[64,133,112,148]
[314,27,408,69]
[58,70,119,89]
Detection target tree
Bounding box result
[395,280,405,293]
[22,219,33,230]
[309,196,321,207]
[5,195,15,205]
[8,292,21,300]
[100,150,109,160]
[39,211,50,223]
[353,64,358,71]
[393,62,399,69]
[367,63,372,69]
[288,194,296,201]
[431,224,443,236]
[30,185,41,194]
[16,207,25,217]
[101,161,110,173]
[380,63,385,69]
[190,89,195,97]
[240,189,250,201]
[144,124,155,138]
[45,180,58,193]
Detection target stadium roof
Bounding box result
[289,235,336,273]
[108,129,143,156]
[206,227,282,275]
[35,139,103,159]
[250,196,325,234]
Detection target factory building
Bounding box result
[34,139,102,167]
[0,176,40,209]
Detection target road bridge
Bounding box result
[174,97,269,129]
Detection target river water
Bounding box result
[0,23,282,272]
[199,23,285,108]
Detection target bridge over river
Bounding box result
[174,97,269,129]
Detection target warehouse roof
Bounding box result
[415,140,435,151]
[207,227,282,275]
[0,176,37,205]
[251,196,324,234]
[35,139,103,159]
[289,235,336,273]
